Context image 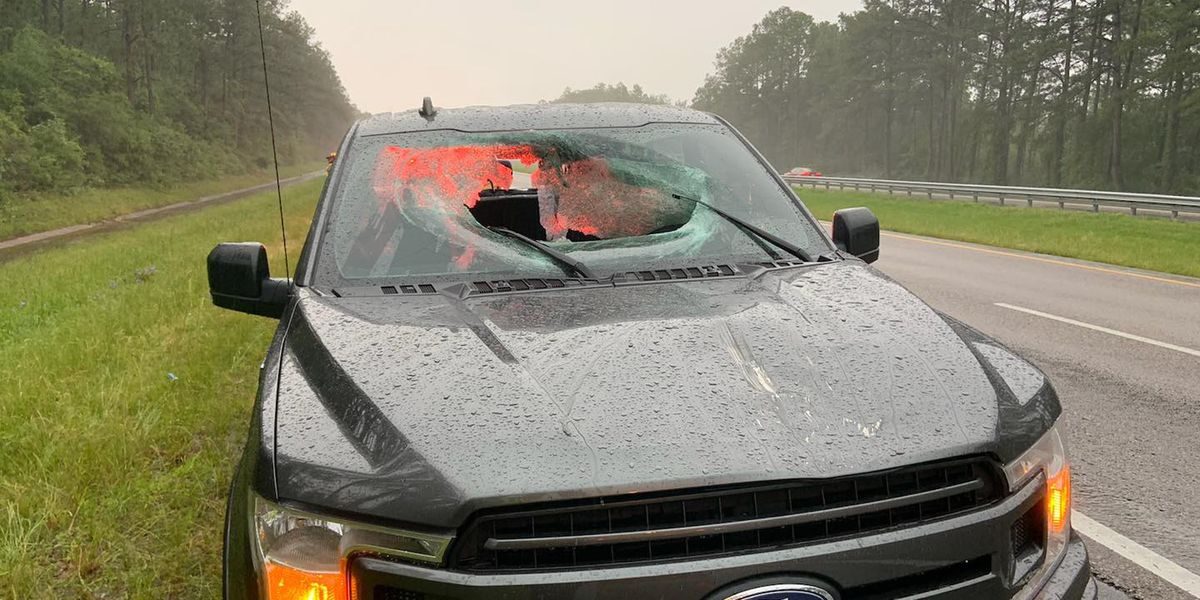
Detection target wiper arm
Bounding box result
[487,226,598,279]
[671,193,813,262]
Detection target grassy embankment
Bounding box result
[0,178,321,598]
[795,187,1200,279]
[0,161,322,242]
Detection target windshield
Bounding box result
[311,123,830,286]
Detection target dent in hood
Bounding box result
[272,263,1055,528]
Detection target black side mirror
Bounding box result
[206,242,291,318]
[831,207,880,264]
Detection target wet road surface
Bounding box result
[871,230,1200,599]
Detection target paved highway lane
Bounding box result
[869,230,1200,599]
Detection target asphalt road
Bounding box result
[870,230,1200,600]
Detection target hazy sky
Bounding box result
[286,0,863,113]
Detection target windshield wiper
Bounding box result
[671,193,813,263]
[487,226,598,279]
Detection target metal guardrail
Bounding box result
[783,175,1200,220]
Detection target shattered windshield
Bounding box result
[313,123,830,285]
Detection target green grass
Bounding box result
[0,178,322,598]
[0,161,323,242]
[509,160,537,174]
[795,188,1200,278]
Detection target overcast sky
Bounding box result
[286,0,863,113]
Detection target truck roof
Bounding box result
[355,102,721,136]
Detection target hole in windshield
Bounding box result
[314,123,827,285]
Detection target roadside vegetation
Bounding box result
[0,161,321,241]
[0,179,320,598]
[0,6,354,200]
[797,188,1200,279]
[695,3,1200,195]
[551,82,675,105]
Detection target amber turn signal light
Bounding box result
[266,563,345,600]
[1047,466,1071,533]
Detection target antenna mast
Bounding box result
[254,0,292,284]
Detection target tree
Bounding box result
[692,8,818,165]
[552,82,674,105]
[692,2,1200,193]
[0,0,358,194]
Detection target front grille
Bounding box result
[1011,500,1045,560]
[451,457,1002,571]
[1010,494,1047,585]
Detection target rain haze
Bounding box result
[287,0,863,112]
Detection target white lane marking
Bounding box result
[1074,511,1200,597]
[994,303,1200,358]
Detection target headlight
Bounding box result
[1004,425,1071,534]
[1004,426,1072,597]
[252,496,452,600]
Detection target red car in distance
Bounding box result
[785,166,823,177]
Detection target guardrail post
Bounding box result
[973,192,978,202]
[1058,200,1064,209]
[1027,197,1033,207]
[1172,210,1178,220]
[1092,202,1098,212]
[1130,206,1137,216]
[999,194,1005,206]
[949,191,955,199]
[888,186,894,195]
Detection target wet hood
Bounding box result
[272,262,1059,529]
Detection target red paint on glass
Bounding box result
[367,145,679,270]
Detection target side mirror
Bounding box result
[831,207,880,264]
[206,242,291,318]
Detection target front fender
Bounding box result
[222,301,298,599]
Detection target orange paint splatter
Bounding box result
[363,145,684,269]
[372,145,539,207]
[540,159,684,238]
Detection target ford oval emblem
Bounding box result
[723,584,835,600]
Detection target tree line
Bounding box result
[0,0,357,196]
[693,1,1200,194]
[553,82,675,105]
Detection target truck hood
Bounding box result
[271,262,1058,529]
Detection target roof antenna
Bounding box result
[254,0,291,287]
[419,96,437,120]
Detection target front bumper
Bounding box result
[1038,534,1094,600]
[349,478,1094,600]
